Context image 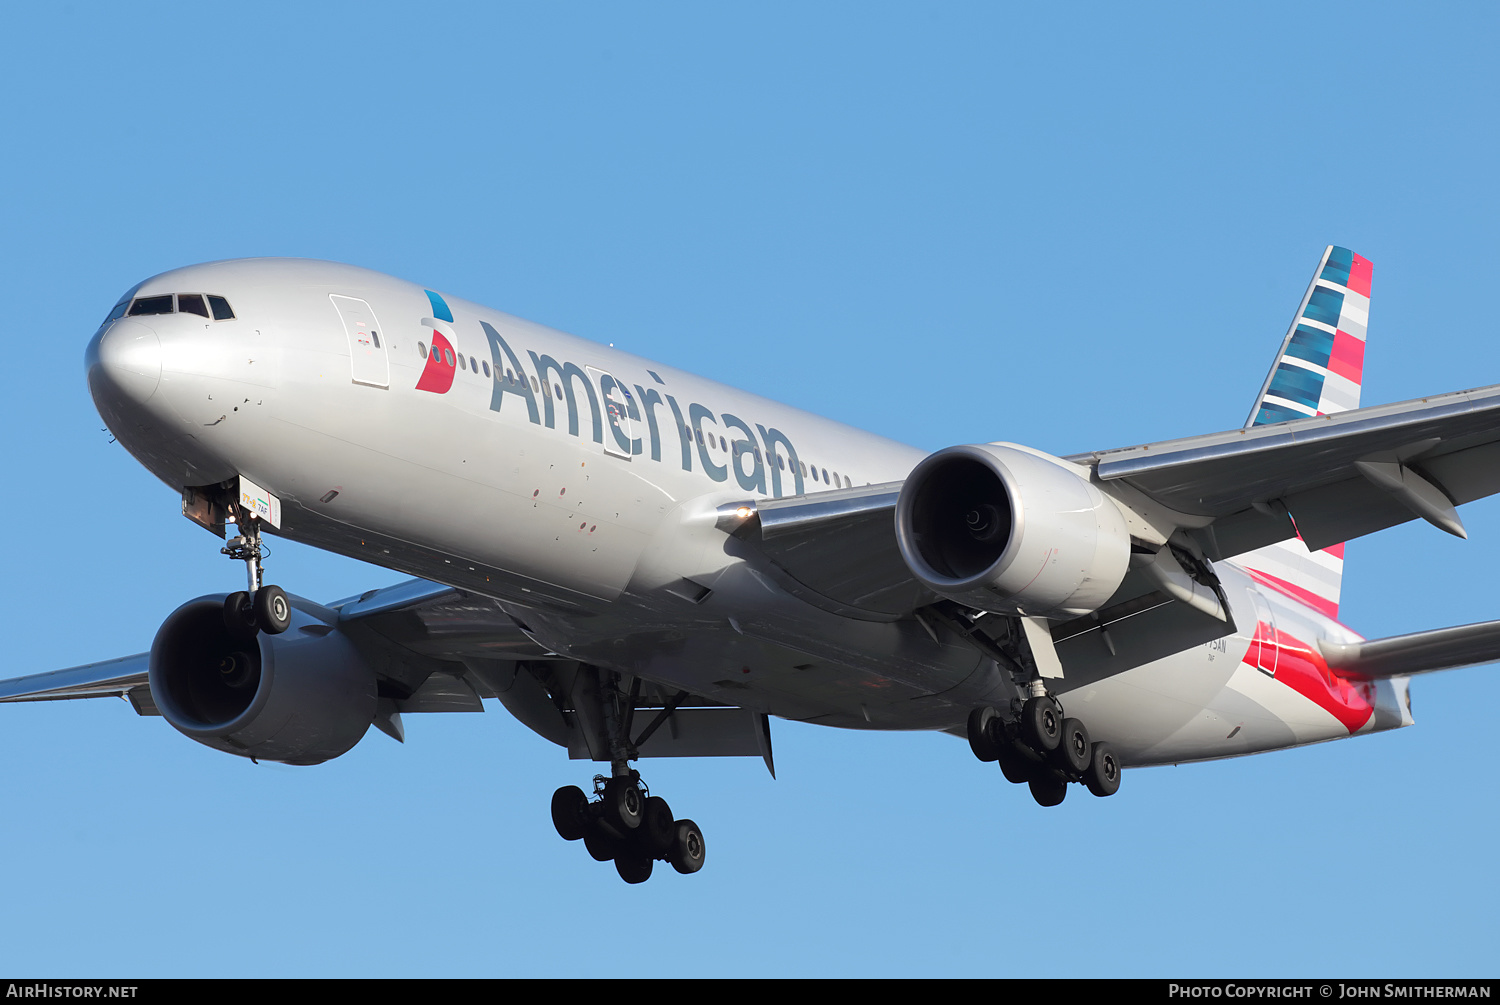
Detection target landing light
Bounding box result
[714,502,761,536]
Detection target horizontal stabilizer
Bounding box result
[1319,619,1500,679]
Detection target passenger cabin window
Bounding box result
[178,294,210,318]
[128,295,173,316]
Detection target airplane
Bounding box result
[9,245,1500,884]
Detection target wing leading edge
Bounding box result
[0,654,152,710]
[729,380,1500,623]
[0,580,477,713]
[1074,380,1500,559]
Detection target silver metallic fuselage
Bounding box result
[86,258,1411,765]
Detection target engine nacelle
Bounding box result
[895,443,1130,618]
[148,594,377,765]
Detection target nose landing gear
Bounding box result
[219,515,290,638]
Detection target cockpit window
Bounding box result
[177,294,210,318]
[128,295,174,316]
[104,300,129,324]
[122,293,235,320]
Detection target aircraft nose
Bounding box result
[87,319,161,406]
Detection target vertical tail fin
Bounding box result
[1238,246,1372,618]
[1246,245,1372,427]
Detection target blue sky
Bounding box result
[0,2,1497,977]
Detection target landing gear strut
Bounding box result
[550,668,708,883]
[220,512,290,638]
[929,603,1122,807]
[967,696,1123,807]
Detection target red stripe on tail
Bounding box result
[1347,254,1373,297]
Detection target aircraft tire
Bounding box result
[1021,696,1062,753]
[615,851,654,884]
[635,795,676,856]
[222,591,258,640]
[967,706,1003,762]
[1027,770,1067,807]
[997,739,1040,784]
[1084,742,1122,798]
[584,824,619,862]
[253,585,292,635]
[551,785,590,841]
[1051,717,1092,774]
[669,819,706,875]
[598,777,643,839]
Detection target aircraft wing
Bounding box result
[0,654,152,706]
[732,381,1500,620]
[0,577,774,766]
[0,579,536,714]
[1074,381,1500,559]
[727,482,929,621]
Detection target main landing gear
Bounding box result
[220,516,291,639]
[550,773,706,884]
[550,667,708,884]
[967,698,1122,807]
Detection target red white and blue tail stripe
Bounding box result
[1238,246,1372,618]
[1246,245,1371,426]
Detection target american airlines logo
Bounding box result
[477,321,808,498]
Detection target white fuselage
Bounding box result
[86,259,1412,766]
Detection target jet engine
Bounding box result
[895,443,1130,619]
[148,594,377,765]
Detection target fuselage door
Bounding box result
[1250,588,1279,678]
[330,294,390,389]
[588,364,636,460]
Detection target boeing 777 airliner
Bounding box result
[9,246,1500,883]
